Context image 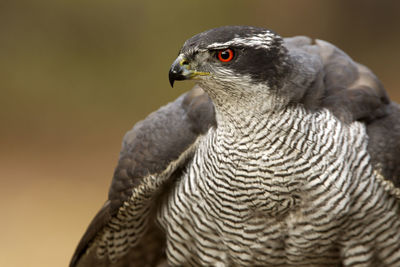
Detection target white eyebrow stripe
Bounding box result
[206,32,275,49]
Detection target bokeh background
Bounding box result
[1,1,399,266]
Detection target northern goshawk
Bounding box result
[70,26,400,267]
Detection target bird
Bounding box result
[70,26,400,267]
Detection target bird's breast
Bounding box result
[156,108,381,266]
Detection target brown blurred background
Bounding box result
[0,0,399,266]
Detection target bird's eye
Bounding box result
[217,49,234,62]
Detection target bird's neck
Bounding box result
[212,96,289,137]
[214,102,299,143]
[199,85,289,131]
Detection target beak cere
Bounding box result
[168,55,210,87]
[169,57,188,87]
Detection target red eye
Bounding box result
[217,49,234,62]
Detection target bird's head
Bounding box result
[169,26,294,114]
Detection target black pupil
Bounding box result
[220,50,230,60]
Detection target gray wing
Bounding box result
[70,86,215,267]
[284,36,400,186]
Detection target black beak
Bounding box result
[169,58,188,87]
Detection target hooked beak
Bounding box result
[168,55,209,87]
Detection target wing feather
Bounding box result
[70,86,215,267]
[285,36,400,185]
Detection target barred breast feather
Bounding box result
[158,106,400,266]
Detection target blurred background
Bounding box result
[1,0,399,266]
